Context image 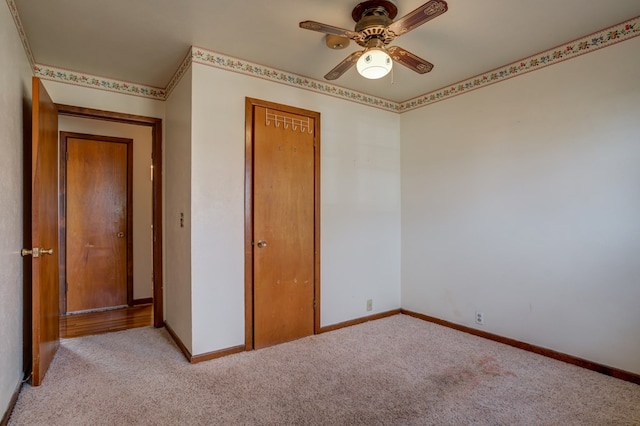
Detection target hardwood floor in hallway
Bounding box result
[60,304,152,338]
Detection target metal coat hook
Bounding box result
[265,109,314,135]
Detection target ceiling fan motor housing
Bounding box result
[354,1,397,47]
[355,9,392,31]
[352,0,398,22]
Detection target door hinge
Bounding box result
[313,298,316,309]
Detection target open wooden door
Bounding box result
[23,77,60,385]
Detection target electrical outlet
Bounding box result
[475,311,484,325]
[366,299,373,312]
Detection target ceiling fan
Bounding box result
[300,0,448,80]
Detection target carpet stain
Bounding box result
[431,356,517,394]
[434,366,480,389]
[475,355,517,378]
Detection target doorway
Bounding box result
[24,79,163,385]
[56,104,164,330]
[244,98,321,350]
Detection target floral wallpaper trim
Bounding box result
[399,16,640,112]
[165,50,193,98]
[14,8,638,109]
[190,46,400,113]
[6,0,35,69]
[34,64,166,100]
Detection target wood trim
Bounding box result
[133,297,153,305]
[244,97,321,350]
[190,345,246,364]
[319,309,401,334]
[163,321,192,361]
[59,132,134,312]
[125,138,134,305]
[0,380,22,426]
[58,132,67,315]
[150,122,163,328]
[56,104,161,126]
[56,104,164,327]
[401,309,640,386]
[243,99,254,351]
[165,321,246,364]
[313,106,322,335]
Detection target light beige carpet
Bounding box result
[9,314,640,425]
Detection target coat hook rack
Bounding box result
[266,109,313,134]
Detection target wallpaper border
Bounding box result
[165,49,193,99]
[5,0,35,69]
[33,64,166,100]
[399,16,640,112]
[190,46,400,112]
[7,0,639,112]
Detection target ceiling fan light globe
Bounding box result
[356,49,392,79]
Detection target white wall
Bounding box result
[189,63,401,355]
[401,37,640,374]
[164,68,193,352]
[41,81,165,120]
[0,1,33,416]
[58,116,154,301]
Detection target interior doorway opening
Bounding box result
[56,104,163,335]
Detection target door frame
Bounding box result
[56,104,164,327]
[244,97,321,350]
[59,131,134,313]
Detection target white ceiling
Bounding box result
[13,0,640,102]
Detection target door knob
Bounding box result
[40,248,54,255]
[117,232,125,238]
[256,240,267,248]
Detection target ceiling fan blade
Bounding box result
[387,46,434,74]
[324,51,364,80]
[299,21,357,39]
[387,0,448,37]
